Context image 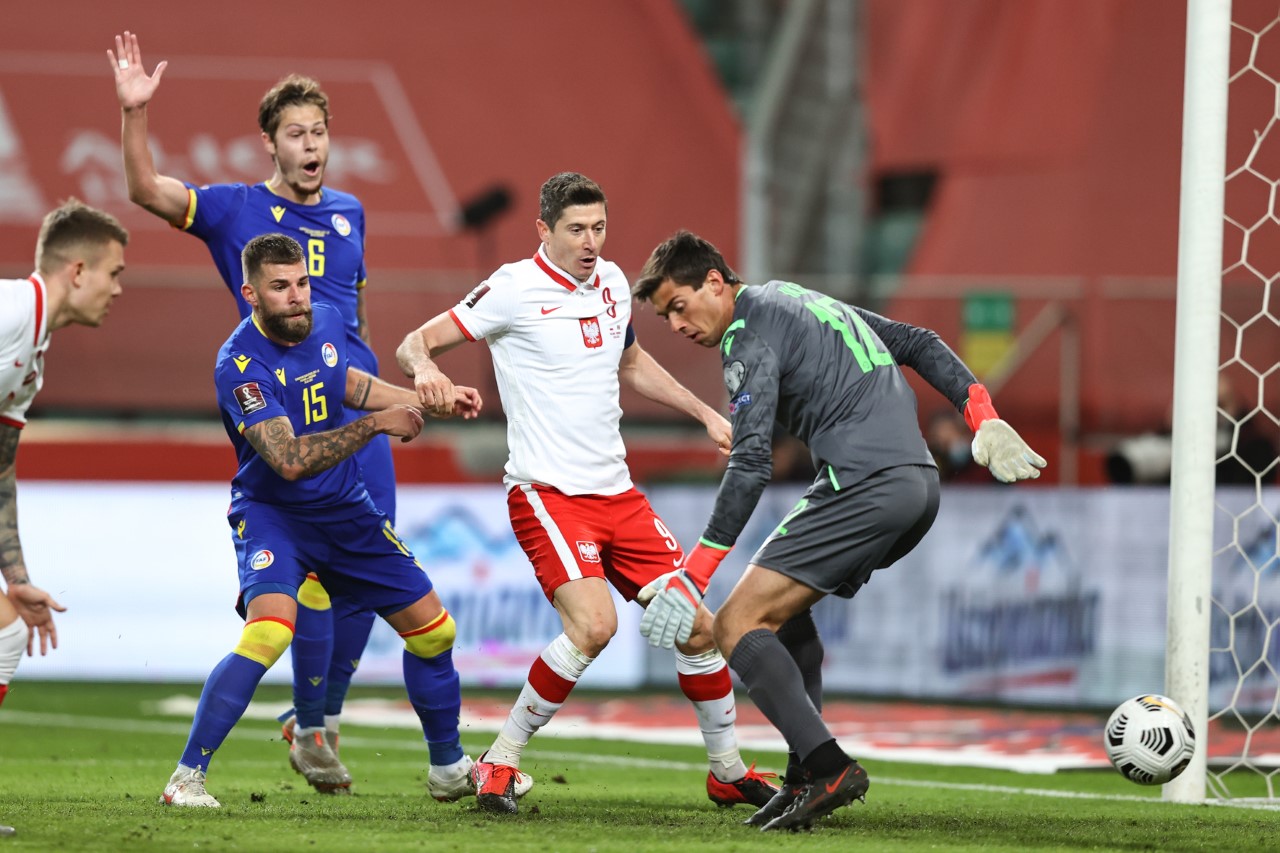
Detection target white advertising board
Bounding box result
[17,482,643,689]
[17,481,1279,710]
[645,484,1280,711]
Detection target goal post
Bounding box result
[1165,0,1232,805]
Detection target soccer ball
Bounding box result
[1103,694,1196,785]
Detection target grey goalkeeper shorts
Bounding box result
[751,464,940,598]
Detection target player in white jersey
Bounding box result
[398,173,780,815]
[0,199,128,721]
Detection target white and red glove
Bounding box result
[637,542,730,649]
[964,384,1047,483]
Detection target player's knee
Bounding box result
[710,611,740,656]
[296,573,332,611]
[232,617,295,668]
[400,610,456,659]
[573,618,616,656]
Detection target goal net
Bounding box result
[1188,0,1280,802]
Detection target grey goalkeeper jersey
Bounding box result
[702,281,977,549]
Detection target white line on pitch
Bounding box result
[8,709,1277,810]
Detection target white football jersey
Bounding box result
[449,246,634,495]
[0,274,49,429]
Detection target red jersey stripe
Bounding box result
[448,309,476,342]
[28,275,43,347]
[533,251,598,292]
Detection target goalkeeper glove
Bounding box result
[637,542,731,649]
[964,384,1047,483]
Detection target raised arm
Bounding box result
[396,311,471,417]
[617,341,731,455]
[0,425,65,655]
[243,406,424,482]
[109,31,190,225]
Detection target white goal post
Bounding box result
[1165,0,1231,805]
[1169,0,1280,805]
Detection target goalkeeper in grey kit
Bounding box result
[631,231,1045,832]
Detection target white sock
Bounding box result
[433,754,471,775]
[487,634,593,768]
[676,648,746,782]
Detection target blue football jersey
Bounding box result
[182,182,378,374]
[215,302,373,520]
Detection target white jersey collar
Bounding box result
[534,244,600,292]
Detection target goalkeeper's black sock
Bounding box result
[729,628,833,761]
[800,738,853,779]
[785,753,804,785]
[776,609,824,712]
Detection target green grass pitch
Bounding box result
[1,681,1276,852]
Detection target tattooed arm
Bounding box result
[244,404,424,482]
[0,425,27,591]
[0,424,66,655]
[346,368,482,420]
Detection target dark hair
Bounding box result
[538,172,606,229]
[632,230,740,300]
[258,74,330,140]
[35,198,129,274]
[242,233,306,284]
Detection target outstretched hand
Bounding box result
[7,583,66,656]
[109,31,167,111]
[412,365,457,419]
[706,413,732,457]
[972,419,1046,483]
[375,404,425,443]
[451,386,483,420]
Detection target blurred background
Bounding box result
[1,1,1277,722]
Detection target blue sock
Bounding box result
[403,648,463,766]
[180,653,267,771]
[291,603,333,729]
[325,608,376,716]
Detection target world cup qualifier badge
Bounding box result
[464,283,490,308]
[233,382,267,415]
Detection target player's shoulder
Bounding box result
[595,257,628,286]
[0,277,35,334]
[194,181,252,198]
[215,322,268,381]
[721,285,790,356]
[311,301,346,330]
[735,282,793,326]
[480,259,531,297]
[0,276,34,305]
[318,186,363,210]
